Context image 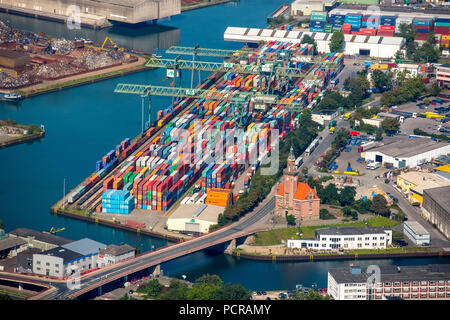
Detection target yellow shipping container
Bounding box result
[158,119,164,127]
[138,194,142,200]
[442,35,450,40]
[136,152,143,157]
[140,167,148,175]
[248,123,255,130]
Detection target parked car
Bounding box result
[395,240,408,247]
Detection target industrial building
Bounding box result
[0,237,27,260]
[224,27,405,58]
[422,186,450,239]
[364,137,450,169]
[436,64,450,89]
[287,226,392,250]
[403,221,430,246]
[0,49,30,69]
[291,0,336,17]
[9,228,73,251]
[312,109,338,126]
[97,244,135,267]
[361,117,382,128]
[396,171,450,204]
[328,264,450,300]
[167,204,224,234]
[32,238,106,277]
[0,0,180,27]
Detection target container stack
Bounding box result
[413,17,434,34]
[329,14,345,29]
[362,14,379,30]
[102,189,135,214]
[434,18,450,35]
[441,35,450,48]
[341,24,352,34]
[377,15,396,37]
[310,11,328,32]
[344,13,362,32]
[205,188,232,207]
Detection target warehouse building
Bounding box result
[396,171,450,205]
[0,237,27,260]
[167,204,224,235]
[0,49,30,69]
[328,264,450,300]
[403,221,430,246]
[0,0,180,26]
[291,0,337,17]
[9,228,73,251]
[364,137,450,169]
[422,186,450,239]
[287,226,392,250]
[224,27,405,58]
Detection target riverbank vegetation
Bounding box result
[136,274,251,300]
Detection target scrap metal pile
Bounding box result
[0,21,137,89]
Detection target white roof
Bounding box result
[286,30,301,39]
[381,37,404,45]
[274,30,288,38]
[225,27,246,35]
[247,28,261,36]
[353,35,368,43]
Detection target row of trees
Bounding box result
[396,24,440,63]
[316,128,351,171]
[136,274,251,300]
[211,110,319,230]
[380,75,434,107]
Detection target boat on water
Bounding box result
[0,93,22,101]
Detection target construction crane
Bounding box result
[49,227,65,234]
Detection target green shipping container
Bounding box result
[123,172,132,183]
[435,22,450,27]
[311,11,327,17]
[311,16,327,22]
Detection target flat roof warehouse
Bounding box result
[367,138,449,159]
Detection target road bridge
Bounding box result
[20,196,275,300]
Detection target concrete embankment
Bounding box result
[0,131,45,149]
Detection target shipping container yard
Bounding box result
[53,41,344,226]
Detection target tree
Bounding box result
[398,23,416,43]
[159,279,189,300]
[301,167,308,175]
[371,70,391,93]
[217,283,252,300]
[0,294,11,300]
[381,117,400,135]
[319,183,339,205]
[339,186,356,207]
[394,50,404,60]
[429,83,441,97]
[329,31,344,53]
[301,34,318,55]
[342,206,352,217]
[286,214,296,226]
[0,219,3,229]
[371,195,389,217]
[375,128,383,141]
[137,279,162,298]
[352,198,372,214]
[291,290,330,300]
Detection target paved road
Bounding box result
[37,197,276,300]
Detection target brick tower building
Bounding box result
[275,146,320,221]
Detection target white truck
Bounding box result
[366,161,381,170]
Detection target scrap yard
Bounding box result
[51,40,345,237]
[0,21,148,96]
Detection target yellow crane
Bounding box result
[84,36,123,55]
[49,227,65,234]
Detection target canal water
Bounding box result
[1,1,449,290]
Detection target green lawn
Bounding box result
[367,216,400,228]
[251,227,299,246]
[251,216,401,246]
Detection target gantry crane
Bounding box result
[114,83,305,131]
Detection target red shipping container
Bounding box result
[378,25,395,31]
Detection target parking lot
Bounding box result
[393,97,450,135]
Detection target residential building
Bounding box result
[287,226,392,250]
[328,264,450,300]
[396,171,450,205]
[275,147,320,220]
[403,221,430,246]
[167,204,224,234]
[0,237,27,260]
[364,137,450,169]
[436,63,450,88]
[422,186,450,238]
[97,244,135,268]
[9,228,72,251]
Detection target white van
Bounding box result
[366,162,381,170]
